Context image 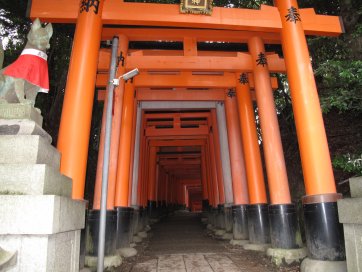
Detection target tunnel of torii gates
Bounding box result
[30,0,346,264]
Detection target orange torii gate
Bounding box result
[28,0,345,270]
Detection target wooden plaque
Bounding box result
[180,0,213,15]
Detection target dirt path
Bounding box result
[117,211,300,272]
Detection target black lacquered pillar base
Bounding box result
[136,207,143,232]
[224,205,233,233]
[157,201,162,215]
[202,199,210,212]
[232,205,249,240]
[217,204,226,229]
[161,200,167,217]
[148,200,158,219]
[209,207,217,226]
[247,204,270,244]
[269,204,302,249]
[130,206,139,239]
[86,209,117,256]
[303,194,345,261]
[116,207,134,249]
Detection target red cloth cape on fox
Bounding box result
[3,48,49,93]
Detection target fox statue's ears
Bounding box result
[31,18,53,38]
[45,23,53,38]
[31,18,41,31]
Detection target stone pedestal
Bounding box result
[0,104,86,272]
[338,176,362,272]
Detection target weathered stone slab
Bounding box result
[343,224,362,272]
[338,198,362,224]
[0,104,43,126]
[300,257,347,272]
[131,258,157,272]
[0,230,81,272]
[350,176,362,198]
[158,254,185,272]
[183,254,213,272]
[0,195,85,235]
[204,253,240,272]
[0,164,71,197]
[0,135,60,169]
[0,119,52,143]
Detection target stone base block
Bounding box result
[117,247,137,258]
[149,218,159,224]
[0,135,60,168]
[338,198,362,224]
[137,231,147,238]
[243,243,271,252]
[0,164,71,196]
[0,119,51,143]
[230,239,249,246]
[0,195,85,234]
[0,104,43,126]
[350,176,362,198]
[221,232,233,240]
[85,255,122,271]
[266,247,307,266]
[214,229,226,236]
[133,236,142,243]
[342,223,362,272]
[0,230,81,272]
[300,258,347,272]
[206,224,214,230]
[201,218,208,224]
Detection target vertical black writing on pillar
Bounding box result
[256,52,267,67]
[239,73,249,84]
[119,52,125,67]
[285,7,301,23]
[227,89,236,98]
[80,0,100,14]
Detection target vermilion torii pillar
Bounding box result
[113,81,135,250]
[224,90,250,241]
[57,0,105,200]
[275,0,345,265]
[249,36,302,251]
[235,77,269,245]
[114,81,136,208]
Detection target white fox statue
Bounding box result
[0,18,52,105]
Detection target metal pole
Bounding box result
[97,36,119,272]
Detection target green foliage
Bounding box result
[333,153,362,175]
[317,59,362,113]
[306,1,362,114]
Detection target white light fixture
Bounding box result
[112,68,139,86]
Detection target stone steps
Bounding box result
[338,176,362,272]
[0,164,71,196]
[0,135,60,168]
[0,104,86,271]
